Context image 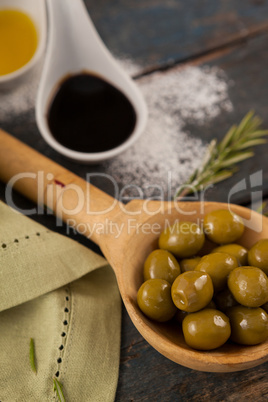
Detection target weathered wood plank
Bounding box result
[85,0,268,73]
[116,306,268,401]
[182,32,268,204]
[0,2,268,400]
[2,33,267,206]
[116,196,268,400]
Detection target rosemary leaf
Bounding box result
[217,125,236,153]
[29,338,37,374]
[198,170,234,187]
[175,111,268,199]
[53,377,66,402]
[187,169,198,183]
[249,130,268,139]
[219,152,254,168]
[198,139,217,173]
[238,139,267,149]
[232,110,254,140]
[256,202,267,214]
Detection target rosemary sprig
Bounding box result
[256,201,268,216]
[175,111,268,199]
[53,377,66,402]
[29,338,37,374]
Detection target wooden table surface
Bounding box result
[1,0,268,400]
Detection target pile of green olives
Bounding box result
[137,209,268,351]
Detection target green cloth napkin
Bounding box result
[0,201,121,401]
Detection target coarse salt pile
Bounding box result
[0,56,233,199]
[0,62,43,120]
[105,64,233,198]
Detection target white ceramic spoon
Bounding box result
[36,0,147,163]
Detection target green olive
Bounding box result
[143,249,181,284]
[214,287,238,312]
[180,257,201,272]
[211,244,248,266]
[137,279,177,322]
[248,239,268,275]
[175,300,216,324]
[182,309,231,350]
[227,306,268,345]
[159,221,205,258]
[228,266,268,307]
[204,209,244,245]
[195,252,238,292]
[171,271,213,312]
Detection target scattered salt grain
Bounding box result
[105,64,233,198]
[0,62,43,120]
[0,55,233,199]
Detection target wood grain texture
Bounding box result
[0,128,122,245]
[1,179,267,398]
[85,0,268,72]
[1,33,267,205]
[180,32,268,204]
[116,307,268,401]
[0,136,267,373]
[0,0,268,398]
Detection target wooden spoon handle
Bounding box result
[0,128,122,245]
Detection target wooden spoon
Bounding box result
[0,128,268,372]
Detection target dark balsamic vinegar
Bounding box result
[47,73,137,153]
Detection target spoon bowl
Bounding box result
[0,129,268,372]
[36,0,147,163]
[112,200,268,372]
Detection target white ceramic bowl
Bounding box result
[36,0,147,164]
[0,0,47,90]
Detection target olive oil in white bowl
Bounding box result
[0,0,47,89]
